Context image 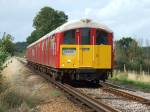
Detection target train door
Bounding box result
[96,30,111,68]
[79,28,92,67]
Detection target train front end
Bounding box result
[59,20,113,82]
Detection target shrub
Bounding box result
[0,52,8,63]
[0,88,41,111]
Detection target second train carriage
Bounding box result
[26,19,114,83]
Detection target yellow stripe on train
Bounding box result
[60,45,112,69]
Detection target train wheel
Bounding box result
[93,80,99,84]
[60,72,64,84]
[95,80,99,84]
[91,80,99,84]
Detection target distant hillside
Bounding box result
[14,42,27,56]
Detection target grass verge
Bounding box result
[0,76,41,112]
[109,73,150,91]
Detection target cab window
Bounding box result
[63,30,75,44]
[81,28,90,45]
[96,30,108,45]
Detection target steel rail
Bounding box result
[102,82,150,105]
[104,81,136,92]
[50,79,120,112]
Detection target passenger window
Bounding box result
[32,48,35,57]
[81,28,90,45]
[96,30,108,45]
[63,30,75,44]
[42,41,44,51]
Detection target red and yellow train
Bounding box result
[26,19,113,83]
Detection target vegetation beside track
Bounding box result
[0,32,15,71]
[115,38,150,73]
[0,61,41,112]
[0,57,65,112]
[0,34,41,111]
[109,72,150,92]
[0,86,41,112]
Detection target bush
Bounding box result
[1,90,23,108]
[0,52,8,63]
[0,88,41,111]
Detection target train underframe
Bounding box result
[28,61,112,83]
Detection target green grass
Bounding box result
[109,75,150,90]
[50,90,61,97]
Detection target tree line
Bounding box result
[115,37,150,73]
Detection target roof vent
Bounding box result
[81,19,91,23]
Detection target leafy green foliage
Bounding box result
[0,52,8,64]
[141,46,150,71]
[27,6,68,44]
[0,32,15,71]
[0,32,15,56]
[115,37,144,71]
[0,52,8,70]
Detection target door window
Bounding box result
[81,28,90,45]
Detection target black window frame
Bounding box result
[63,29,76,44]
[96,29,108,45]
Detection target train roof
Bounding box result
[27,19,112,48]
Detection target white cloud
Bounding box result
[80,0,150,44]
[84,8,92,17]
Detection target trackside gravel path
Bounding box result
[1,57,84,112]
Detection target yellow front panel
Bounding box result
[95,45,111,69]
[60,45,112,69]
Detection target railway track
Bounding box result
[101,82,150,105]
[50,80,120,112]
[17,57,120,112]
[103,81,136,92]
[33,70,120,112]
[17,57,150,111]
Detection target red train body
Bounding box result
[26,19,114,82]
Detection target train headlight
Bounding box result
[67,59,71,63]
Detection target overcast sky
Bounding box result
[0,0,150,45]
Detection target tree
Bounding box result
[26,30,40,44]
[1,32,15,56]
[27,6,68,44]
[115,37,142,71]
